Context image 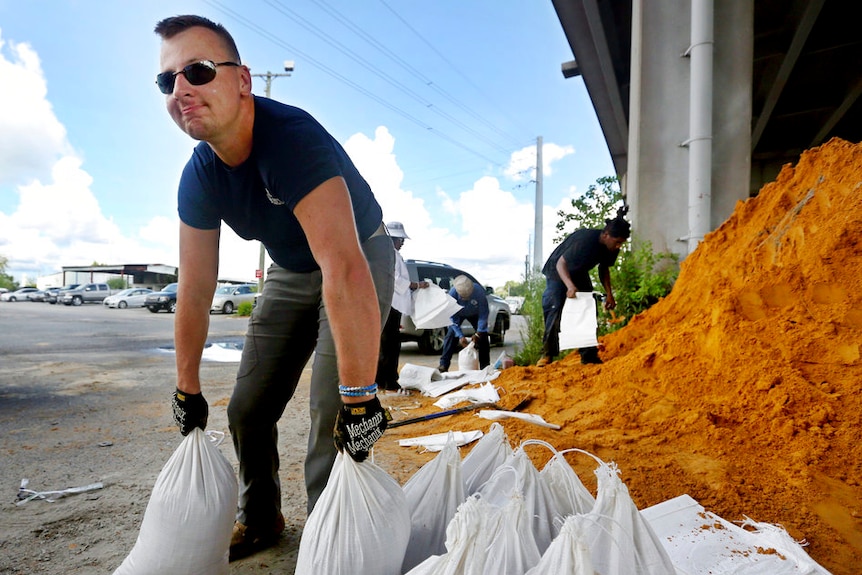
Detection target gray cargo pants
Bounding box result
[227,231,394,526]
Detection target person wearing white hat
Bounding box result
[377,222,428,391]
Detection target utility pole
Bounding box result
[533,136,544,272]
[251,61,294,292]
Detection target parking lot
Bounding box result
[0,300,525,574]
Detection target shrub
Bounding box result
[237,301,254,316]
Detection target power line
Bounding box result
[261,0,515,157]
[203,0,506,166]
[378,0,535,143]
[310,0,528,149]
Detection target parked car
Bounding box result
[210,284,258,314]
[45,284,81,304]
[400,259,511,354]
[145,283,178,313]
[61,283,114,306]
[1,287,40,302]
[505,296,525,314]
[27,290,48,302]
[103,288,153,309]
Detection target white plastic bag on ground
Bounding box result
[112,429,237,575]
[401,435,466,573]
[433,382,499,409]
[458,341,480,371]
[558,292,598,350]
[461,422,512,495]
[295,452,410,575]
[413,284,463,329]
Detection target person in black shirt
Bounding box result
[537,208,630,366]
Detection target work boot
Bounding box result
[579,347,603,365]
[229,512,286,562]
[535,356,552,367]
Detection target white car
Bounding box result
[103,288,153,309]
[210,284,258,314]
[1,287,40,302]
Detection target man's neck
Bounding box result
[208,98,255,167]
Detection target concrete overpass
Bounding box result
[551,0,861,257]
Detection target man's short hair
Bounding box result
[453,275,473,300]
[154,15,241,62]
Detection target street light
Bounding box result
[250,61,294,292]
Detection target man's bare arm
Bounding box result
[175,222,220,394]
[294,177,381,404]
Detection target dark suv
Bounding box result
[145,282,179,313]
[400,259,510,354]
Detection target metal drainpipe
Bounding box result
[686,0,714,253]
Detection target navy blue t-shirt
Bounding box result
[542,228,619,290]
[177,96,382,272]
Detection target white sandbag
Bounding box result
[413,284,463,329]
[582,453,676,575]
[481,494,542,575]
[458,340,480,371]
[541,448,595,517]
[461,422,512,495]
[401,436,466,573]
[295,452,410,575]
[403,496,493,575]
[476,444,558,555]
[524,514,596,575]
[513,441,569,551]
[112,429,237,575]
[558,292,598,350]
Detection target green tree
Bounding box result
[0,255,19,291]
[107,277,128,290]
[555,175,623,242]
[512,272,547,366]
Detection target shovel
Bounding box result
[388,395,531,429]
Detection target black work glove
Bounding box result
[171,388,208,436]
[333,396,391,462]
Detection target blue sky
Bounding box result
[0,0,614,288]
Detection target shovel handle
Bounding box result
[388,402,498,428]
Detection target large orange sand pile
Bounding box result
[379,138,862,574]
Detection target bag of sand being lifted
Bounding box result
[112,429,238,575]
[296,452,410,574]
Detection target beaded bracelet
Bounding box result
[338,383,378,397]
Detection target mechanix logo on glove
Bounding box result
[171,389,209,436]
[334,396,391,462]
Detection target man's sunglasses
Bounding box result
[156,60,241,94]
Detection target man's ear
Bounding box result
[239,66,253,96]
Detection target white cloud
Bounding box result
[0,33,178,282]
[504,142,575,182]
[344,130,584,287]
[0,30,69,187]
